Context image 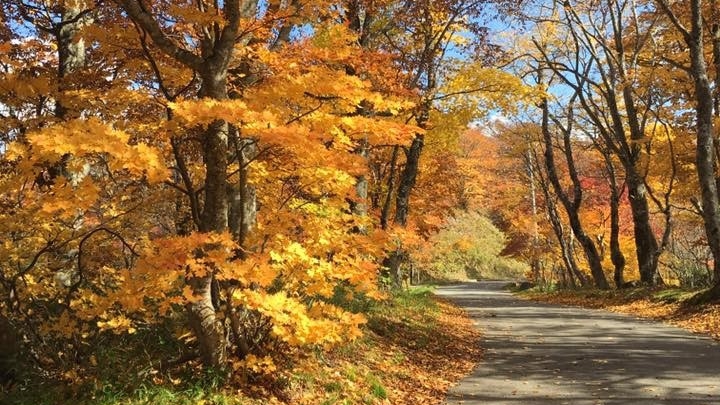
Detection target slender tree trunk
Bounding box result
[552,203,579,288]
[534,150,585,287]
[35,4,90,187]
[394,134,424,226]
[226,133,257,360]
[344,4,376,227]
[352,138,370,233]
[381,146,400,230]
[711,0,720,118]
[526,149,542,282]
[541,100,608,289]
[390,133,423,288]
[394,97,430,227]
[605,157,627,288]
[619,70,662,285]
[625,170,659,284]
[567,229,590,286]
[228,129,257,250]
[118,0,246,370]
[610,196,626,288]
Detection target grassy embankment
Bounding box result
[3,286,481,405]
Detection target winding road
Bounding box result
[436,281,720,405]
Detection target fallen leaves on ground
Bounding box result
[370,297,483,404]
[265,291,483,404]
[520,288,720,340]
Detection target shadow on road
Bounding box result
[437,282,720,405]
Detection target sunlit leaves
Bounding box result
[0,0,528,385]
[234,290,365,347]
[23,118,167,183]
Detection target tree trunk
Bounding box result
[618,62,661,285]
[118,0,246,370]
[352,138,370,233]
[525,149,542,282]
[626,173,661,284]
[383,251,405,289]
[187,71,231,369]
[609,182,626,288]
[557,214,578,288]
[394,96,430,227]
[228,129,257,250]
[394,134,424,227]
[541,99,608,289]
[686,0,720,295]
[567,230,590,287]
[35,4,90,187]
[55,5,88,120]
[598,149,627,288]
[535,152,584,287]
[711,0,720,118]
[380,146,399,230]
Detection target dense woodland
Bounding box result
[1,0,719,403]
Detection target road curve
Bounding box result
[436,281,720,405]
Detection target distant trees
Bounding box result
[421,211,528,281]
[480,0,720,292]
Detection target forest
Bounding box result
[1,0,719,404]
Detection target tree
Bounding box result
[114,0,249,368]
[539,93,609,289]
[527,0,673,285]
[655,0,720,297]
[1,0,423,378]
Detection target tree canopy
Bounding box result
[2,0,720,402]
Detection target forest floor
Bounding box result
[518,286,720,340]
[438,281,720,404]
[3,286,482,405]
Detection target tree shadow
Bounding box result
[437,282,720,405]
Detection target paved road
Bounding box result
[436,281,720,405]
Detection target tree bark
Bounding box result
[711,0,720,118]
[625,173,659,284]
[188,71,231,368]
[352,138,370,233]
[394,134,424,227]
[228,129,257,250]
[605,156,627,288]
[686,0,720,293]
[597,147,627,288]
[617,44,661,284]
[380,146,400,230]
[55,5,88,119]
[567,230,589,286]
[525,149,542,282]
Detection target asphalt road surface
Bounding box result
[436,281,720,405]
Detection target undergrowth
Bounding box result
[3,285,481,405]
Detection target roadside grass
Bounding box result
[3,285,482,405]
[517,286,720,340]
